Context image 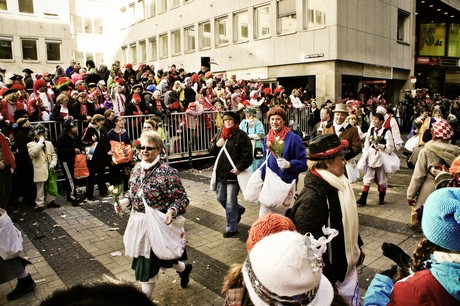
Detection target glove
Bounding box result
[382,242,411,268]
[377,144,386,150]
[248,134,258,140]
[407,198,415,206]
[49,164,55,170]
[216,138,225,147]
[380,265,398,279]
[276,158,291,169]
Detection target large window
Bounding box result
[397,9,410,43]
[171,0,179,8]
[121,46,127,65]
[146,0,156,18]
[171,30,181,55]
[149,37,157,60]
[19,0,34,14]
[419,23,446,56]
[46,40,61,61]
[159,33,168,58]
[136,0,145,22]
[448,23,460,57]
[0,37,13,60]
[0,0,7,10]
[130,43,137,64]
[234,11,249,42]
[304,0,326,29]
[199,21,211,49]
[215,16,229,46]
[22,39,38,60]
[73,16,103,35]
[159,0,167,13]
[278,0,296,34]
[185,25,196,53]
[255,5,270,39]
[139,40,146,62]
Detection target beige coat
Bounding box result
[27,139,58,183]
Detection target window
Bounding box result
[170,0,179,8]
[121,46,128,65]
[185,26,196,52]
[0,0,7,10]
[128,3,135,25]
[75,51,84,65]
[136,0,145,22]
[43,0,60,17]
[159,33,168,58]
[22,39,38,60]
[73,16,83,34]
[0,37,13,60]
[215,17,229,46]
[84,18,92,34]
[159,0,167,13]
[255,5,270,39]
[199,21,211,49]
[397,9,410,43]
[146,0,156,18]
[46,40,61,61]
[149,37,157,60]
[139,40,146,62]
[94,19,103,34]
[234,11,249,42]
[171,30,181,55]
[278,0,296,34]
[130,43,137,64]
[304,0,326,29]
[19,0,34,14]
[96,52,104,65]
[448,23,460,57]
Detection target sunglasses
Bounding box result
[140,146,159,151]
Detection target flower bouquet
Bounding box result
[108,183,125,216]
[132,139,141,162]
[369,134,383,148]
[268,136,284,158]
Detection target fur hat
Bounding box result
[223,111,240,124]
[432,120,453,140]
[422,188,460,252]
[246,213,296,252]
[242,230,337,306]
[308,134,349,161]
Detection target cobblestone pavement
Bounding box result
[1,155,423,306]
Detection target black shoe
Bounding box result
[35,207,44,213]
[237,207,246,224]
[47,201,60,208]
[71,200,80,207]
[177,264,193,289]
[223,231,238,238]
[7,274,36,300]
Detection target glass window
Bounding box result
[160,33,168,58]
[185,25,196,53]
[43,0,60,17]
[121,46,127,65]
[171,0,179,8]
[73,16,83,34]
[0,38,13,60]
[0,0,7,10]
[304,0,326,29]
[130,43,137,63]
[234,11,249,42]
[149,37,157,60]
[159,0,167,13]
[84,18,92,34]
[199,21,211,49]
[255,5,270,39]
[75,51,84,65]
[448,23,460,57]
[397,9,410,43]
[46,40,61,61]
[146,0,156,18]
[136,0,145,21]
[96,52,104,65]
[22,39,37,60]
[18,0,34,13]
[278,0,296,34]
[215,16,229,46]
[171,30,181,55]
[94,19,103,34]
[419,23,446,56]
[128,3,135,25]
[139,40,146,62]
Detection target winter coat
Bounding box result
[239,119,265,172]
[81,123,109,162]
[56,133,80,164]
[27,139,57,182]
[322,123,362,160]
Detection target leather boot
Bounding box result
[7,274,36,300]
[379,191,386,205]
[357,192,368,206]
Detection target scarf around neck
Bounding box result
[315,169,360,277]
[221,124,240,140]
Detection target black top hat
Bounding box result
[10,74,23,81]
[22,68,33,74]
[308,134,349,160]
[132,84,143,90]
[223,111,240,124]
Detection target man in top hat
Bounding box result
[22,68,34,93]
[320,103,362,161]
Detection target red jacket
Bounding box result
[389,270,459,306]
[1,100,25,123]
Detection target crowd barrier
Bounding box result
[31,108,311,166]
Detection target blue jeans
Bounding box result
[216,182,244,233]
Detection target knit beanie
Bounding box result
[422,188,460,252]
[246,213,296,252]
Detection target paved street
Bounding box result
[1,154,424,306]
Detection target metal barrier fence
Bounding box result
[31,108,311,165]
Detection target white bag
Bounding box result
[222,145,253,194]
[144,203,186,260]
[258,166,296,209]
[243,154,269,204]
[210,144,225,191]
[345,159,360,183]
[404,135,419,152]
[0,209,23,260]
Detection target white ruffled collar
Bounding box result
[140,155,160,170]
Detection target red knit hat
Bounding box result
[33,79,47,91]
[10,83,25,91]
[246,213,296,252]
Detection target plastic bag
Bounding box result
[258,166,296,209]
[74,154,90,179]
[0,209,23,260]
[45,168,58,196]
[110,140,133,165]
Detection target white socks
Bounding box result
[172,261,186,273]
[140,274,158,298]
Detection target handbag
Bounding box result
[253,147,264,159]
[0,209,23,260]
[110,140,133,165]
[222,145,253,194]
[74,154,90,179]
[44,168,59,196]
[243,153,269,204]
[258,164,296,209]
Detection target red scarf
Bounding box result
[266,125,290,157]
[221,124,240,140]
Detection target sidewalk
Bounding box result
[1,159,422,305]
